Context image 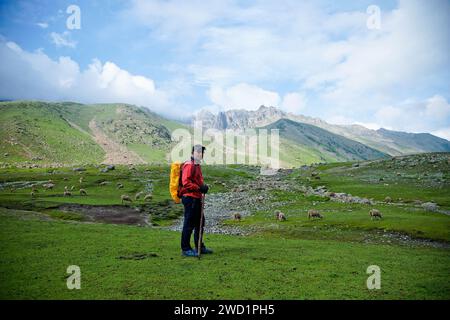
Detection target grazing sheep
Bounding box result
[275,210,286,221]
[64,190,72,197]
[144,194,153,202]
[79,177,84,184]
[43,183,55,190]
[121,194,133,204]
[384,196,392,203]
[135,191,144,200]
[63,177,68,181]
[233,213,242,221]
[117,183,124,189]
[308,209,323,219]
[64,186,69,191]
[99,181,109,186]
[79,189,87,196]
[369,209,382,220]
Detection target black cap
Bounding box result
[192,144,206,154]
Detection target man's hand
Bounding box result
[200,184,209,194]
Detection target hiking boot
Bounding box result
[196,247,213,254]
[181,249,198,257]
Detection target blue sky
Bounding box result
[0,0,449,139]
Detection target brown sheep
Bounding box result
[233,213,242,221]
[121,194,133,204]
[79,189,87,196]
[369,209,382,219]
[275,210,286,221]
[308,209,323,219]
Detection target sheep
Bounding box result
[117,183,124,189]
[64,186,69,191]
[64,190,72,197]
[121,194,133,204]
[79,189,87,196]
[308,209,323,219]
[31,185,39,193]
[233,213,242,221]
[70,185,75,191]
[369,209,382,220]
[135,191,144,200]
[79,177,84,184]
[63,177,68,181]
[43,183,55,190]
[99,181,109,186]
[143,194,153,202]
[275,210,286,221]
[384,196,392,203]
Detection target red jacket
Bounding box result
[180,158,204,199]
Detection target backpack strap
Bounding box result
[178,159,197,197]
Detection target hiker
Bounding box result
[178,144,212,257]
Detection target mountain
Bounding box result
[194,105,450,156]
[263,119,387,166]
[0,101,188,165]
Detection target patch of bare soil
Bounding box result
[88,119,146,165]
[58,204,150,226]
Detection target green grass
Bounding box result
[0,208,449,300]
[0,154,449,299]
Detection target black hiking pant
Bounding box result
[181,196,205,251]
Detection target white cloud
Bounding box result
[281,93,306,114]
[125,0,449,134]
[207,83,280,110]
[0,40,176,116]
[37,22,48,29]
[374,95,450,135]
[50,31,77,48]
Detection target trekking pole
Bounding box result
[197,193,205,259]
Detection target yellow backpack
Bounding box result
[169,162,182,204]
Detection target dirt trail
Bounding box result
[88,119,146,165]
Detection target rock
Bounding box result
[73,167,86,172]
[421,202,438,212]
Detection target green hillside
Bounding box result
[0,101,188,165]
[263,119,388,167]
[0,101,105,164]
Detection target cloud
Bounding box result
[281,93,307,114]
[50,31,77,48]
[0,40,176,116]
[36,22,48,29]
[207,83,280,111]
[125,0,449,134]
[374,95,450,135]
